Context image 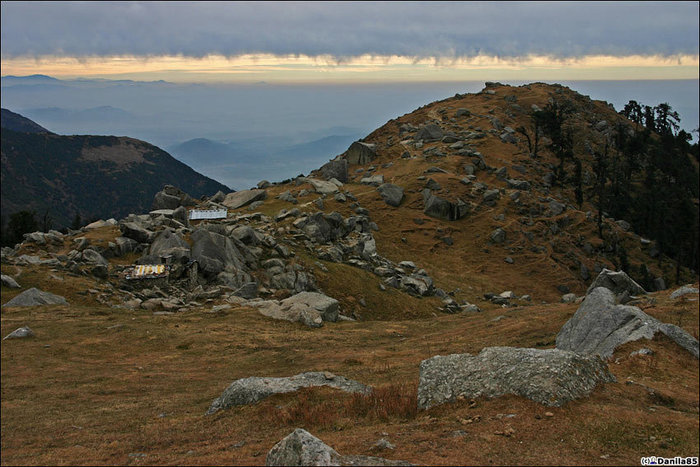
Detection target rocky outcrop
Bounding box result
[207,372,370,415]
[222,189,267,209]
[152,185,197,210]
[344,141,376,165]
[2,287,68,307]
[250,291,339,327]
[586,269,646,296]
[190,228,253,289]
[417,347,615,409]
[422,189,469,221]
[266,429,412,466]
[319,159,349,183]
[556,287,699,359]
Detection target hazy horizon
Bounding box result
[2,75,698,190]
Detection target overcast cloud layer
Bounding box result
[1,1,698,60]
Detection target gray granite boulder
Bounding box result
[556,287,699,359]
[3,287,68,307]
[670,285,699,300]
[344,141,376,165]
[149,228,190,262]
[417,347,615,409]
[306,178,340,195]
[1,274,20,288]
[586,268,646,296]
[422,190,469,221]
[415,123,443,142]
[119,221,155,244]
[190,228,250,279]
[250,291,339,327]
[319,159,349,183]
[3,326,35,340]
[223,189,267,209]
[207,372,370,415]
[266,429,412,466]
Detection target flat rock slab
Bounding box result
[306,178,339,194]
[556,287,699,359]
[207,372,371,415]
[3,287,68,307]
[417,346,615,409]
[250,291,339,327]
[223,189,267,209]
[266,428,412,466]
[586,268,646,296]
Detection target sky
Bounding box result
[1,1,699,83]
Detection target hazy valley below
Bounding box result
[2,76,698,189]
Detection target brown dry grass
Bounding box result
[2,82,698,466]
[2,284,698,466]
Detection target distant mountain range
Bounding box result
[1,109,229,228]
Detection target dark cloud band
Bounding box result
[1,1,698,59]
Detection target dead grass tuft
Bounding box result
[344,383,418,422]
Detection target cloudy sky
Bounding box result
[2,1,698,82]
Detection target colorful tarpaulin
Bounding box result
[125,264,169,280]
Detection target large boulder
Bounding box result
[250,291,340,327]
[266,429,412,466]
[586,269,646,296]
[119,221,155,244]
[149,228,190,262]
[377,183,404,207]
[152,190,180,210]
[222,189,267,209]
[556,287,699,359]
[3,287,68,307]
[305,178,339,195]
[670,285,699,300]
[190,228,250,279]
[206,372,370,415]
[344,141,376,165]
[319,159,349,183]
[415,123,443,142]
[423,189,469,221]
[417,347,615,410]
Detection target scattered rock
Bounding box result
[265,429,412,466]
[3,326,35,340]
[417,347,615,409]
[1,274,20,288]
[415,123,443,142]
[490,228,506,244]
[207,372,370,414]
[377,183,404,207]
[251,291,339,328]
[3,287,68,307]
[561,293,577,304]
[423,189,469,221]
[670,285,699,300]
[306,178,340,195]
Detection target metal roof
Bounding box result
[188,209,228,220]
